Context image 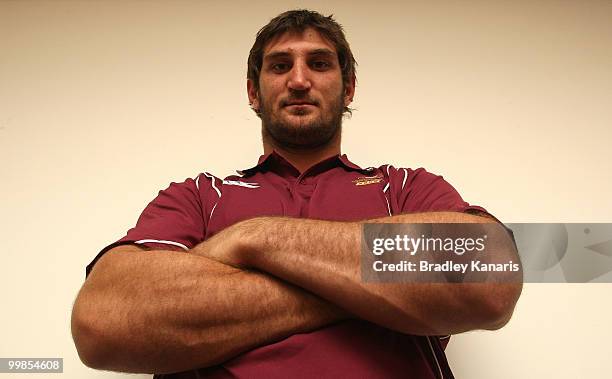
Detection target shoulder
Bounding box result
[149,172,225,210]
[193,172,223,195]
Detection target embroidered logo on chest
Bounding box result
[352,175,383,186]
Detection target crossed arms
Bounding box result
[71,212,522,374]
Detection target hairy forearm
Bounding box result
[71,245,345,374]
[230,212,522,336]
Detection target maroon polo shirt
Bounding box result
[87,152,489,379]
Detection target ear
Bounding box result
[343,74,356,107]
[247,79,260,112]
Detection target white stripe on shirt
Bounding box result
[134,239,189,250]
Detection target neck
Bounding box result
[262,130,341,173]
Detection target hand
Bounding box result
[191,222,253,268]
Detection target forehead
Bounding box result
[263,28,338,59]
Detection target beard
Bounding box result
[259,90,344,150]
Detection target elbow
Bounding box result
[72,315,104,369]
[477,235,524,330]
[71,295,115,370]
[478,282,522,331]
[481,301,514,331]
[71,251,141,372]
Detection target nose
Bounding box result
[287,61,311,91]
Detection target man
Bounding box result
[71,9,522,379]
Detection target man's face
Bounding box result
[248,28,355,149]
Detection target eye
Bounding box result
[270,63,290,73]
[311,60,331,71]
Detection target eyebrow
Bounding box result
[264,48,336,61]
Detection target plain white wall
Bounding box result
[1,1,611,378]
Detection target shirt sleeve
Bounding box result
[85,173,220,277]
[383,166,490,216]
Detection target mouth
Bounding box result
[285,103,315,108]
[282,99,317,107]
[282,102,316,116]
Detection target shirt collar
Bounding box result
[237,151,373,177]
